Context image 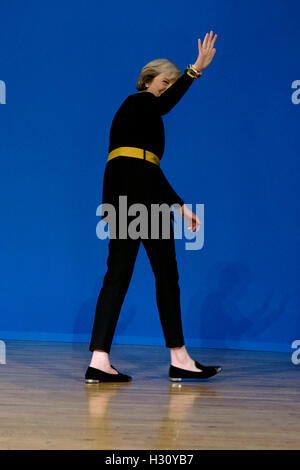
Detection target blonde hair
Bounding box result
[136,59,181,91]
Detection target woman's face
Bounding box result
[143,73,177,97]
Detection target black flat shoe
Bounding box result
[169,360,222,381]
[85,365,132,384]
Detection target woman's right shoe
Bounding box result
[169,360,222,381]
[85,365,132,384]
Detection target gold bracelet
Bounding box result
[187,65,202,78]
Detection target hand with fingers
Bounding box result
[177,204,201,233]
[192,30,218,72]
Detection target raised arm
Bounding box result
[156,70,196,115]
[156,31,218,116]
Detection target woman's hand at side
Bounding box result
[192,30,218,72]
[177,204,201,232]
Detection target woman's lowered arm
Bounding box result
[159,167,184,208]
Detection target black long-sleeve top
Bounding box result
[102,68,196,213]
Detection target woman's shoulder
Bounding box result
[126,91,157,101]
[117,91,157,112]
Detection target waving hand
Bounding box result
[192,30,218,72]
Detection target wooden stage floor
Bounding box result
[0,340,299,450]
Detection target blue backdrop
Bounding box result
[0,0,299,352]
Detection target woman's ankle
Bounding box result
[90,350,111,368]
[170,345,191,364]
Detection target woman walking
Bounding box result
[85,31,222,383]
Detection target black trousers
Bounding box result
[89,215,185,354]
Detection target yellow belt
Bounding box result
[107,147,160,166]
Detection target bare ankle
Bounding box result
[170,346,194,365]
[90,350,111,368]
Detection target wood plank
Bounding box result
[0,341,299,450]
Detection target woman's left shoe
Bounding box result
[169,360,222,381]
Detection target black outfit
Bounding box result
[89,69,196,353]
